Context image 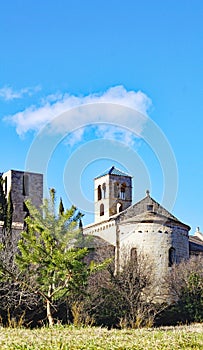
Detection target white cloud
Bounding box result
[5,86,151,139]
[95,124,136,147]
[0,85,41,101]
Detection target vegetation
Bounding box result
[158,255,203,325]
[0,189,104,327]
[80,251,164,328]
[0,324,202,349]
[0,174,203,329]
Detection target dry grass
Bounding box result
[0,323,202,349]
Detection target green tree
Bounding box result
[15,189,95,326]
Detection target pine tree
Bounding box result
[15,189,95,326]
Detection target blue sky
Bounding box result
[0,0,203,232]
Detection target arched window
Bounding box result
[98,185,102,201]
[117,202,122,213]
[102,183,106,199]
[23,174,29,196]
[120,183,126,199]
[114,182,119,198]
[168,247,176,267]
[130,247,137,262]
[100,203,104,216]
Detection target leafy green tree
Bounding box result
[15,189,96,326]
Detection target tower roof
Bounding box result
[95,166,131,179]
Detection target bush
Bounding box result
[157,255,203,326]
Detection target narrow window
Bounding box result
[23,174,29,196]
[4,176,7,195]
[114,182,119,198]
[130,247,137,262]
[98,185,102,201]
[100,203,104,216]
[120,183,126,199]
[102,183,106,199]
[169,247,176,267]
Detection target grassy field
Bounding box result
[0,323,202,349]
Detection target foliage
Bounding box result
[0,188,102,326]
[158,256,203,325]
[172,256,203,323]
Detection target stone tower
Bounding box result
[94,166,132,223]
[2,170,43,223]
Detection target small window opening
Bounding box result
[102,183,106,199]
[23,174,29,196]
[114,182,119,198]
[169,247,176,267]
[98,185,102,201]
[4,176,7,195]
[120,183,126,200]
[147,204,153,211]
[130,248,137,262]
[100,203,104,216]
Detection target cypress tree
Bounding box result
[6,190,13,233]
[0,175,6,224]
[59,197,64,216]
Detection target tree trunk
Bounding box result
[47,285,54,326]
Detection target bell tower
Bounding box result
[94,166,132,223]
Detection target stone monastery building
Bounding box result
[83,166,203,276]
[1,168,203,279]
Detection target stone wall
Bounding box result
[84,219,117,246]
[2,170,43,223]
[84,217,190,293]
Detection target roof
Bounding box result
[95,166,131,179]
[189,235,203,253]
[112,193,191,230]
